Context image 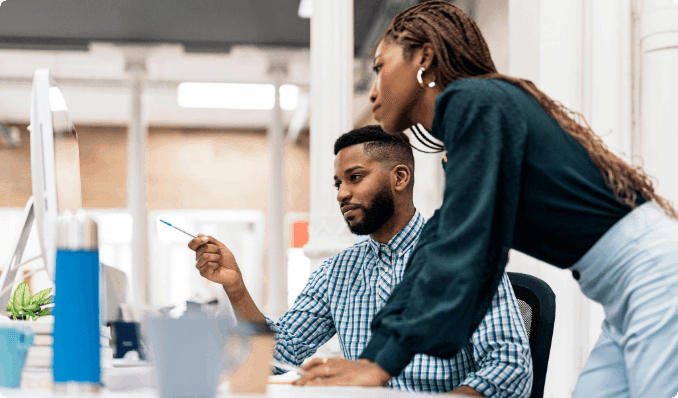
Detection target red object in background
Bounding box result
[292,221,309,248]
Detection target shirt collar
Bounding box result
[367,211,425,258]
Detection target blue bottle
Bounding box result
[53,210,101,386]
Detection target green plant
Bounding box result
[5,281,53,321]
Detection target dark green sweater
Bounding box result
[359,78,642,377]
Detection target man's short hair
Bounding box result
[334,125,415,189]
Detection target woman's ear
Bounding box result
[392,165,412,193]
[418,43,435,71]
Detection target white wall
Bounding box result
[637,0,678,207]
[475,0,509,74]
[503,0,636,396]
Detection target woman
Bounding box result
[295,1,678,397]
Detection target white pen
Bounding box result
[159,220,197,238]
[270,359,305,375]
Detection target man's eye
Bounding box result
[334,182,341,190]
[372,64,381,74]
[350,174,360,181]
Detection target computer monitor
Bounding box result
[0,69,82,311]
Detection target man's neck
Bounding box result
[369,206,416,244]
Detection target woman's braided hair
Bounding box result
[383,0,677,218]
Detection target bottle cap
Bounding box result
[56,210,98,251]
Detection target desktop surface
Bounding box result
[1,384,441,398]
[5,366,444,397]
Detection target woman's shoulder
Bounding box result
[438,77,523,105]
[431,78,529,142]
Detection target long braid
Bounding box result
[384,0,678,219]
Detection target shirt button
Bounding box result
[572,270,580,280]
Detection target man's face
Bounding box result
[334,144,395,235]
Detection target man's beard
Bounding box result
[344,186,395,235]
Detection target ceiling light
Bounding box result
[298,0,313,18]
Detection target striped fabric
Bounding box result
[267,212,532,396]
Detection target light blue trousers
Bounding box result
[571,202,678,398]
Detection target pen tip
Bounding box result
[160,220,170,226]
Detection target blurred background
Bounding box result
[1,0,677,396]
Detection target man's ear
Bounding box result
[392,165,412,193]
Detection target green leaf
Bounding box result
[13,281,30,309]
[36,308,50,318]
[10,305,21,320]
[31,287,52,306]
[27,303,41,313]
[6,298,13,312]
[25,310,36,321]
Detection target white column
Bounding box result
[123,48,150,305]
[638,0,678,205]
[303,0,355,272]
[266,63,288,318]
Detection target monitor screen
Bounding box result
[1,69,83,311]
[31,69,83,278]
[50,85,82,212]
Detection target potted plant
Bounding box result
[5,282,53,321]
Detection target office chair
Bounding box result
[507,272,556,398]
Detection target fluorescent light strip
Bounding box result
[177,83,299,110]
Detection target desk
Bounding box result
[0,385,440,397]
[1,367,443,397]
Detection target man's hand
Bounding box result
[188,234,243,293]
[292,358,392,387]
[188,234,265,324]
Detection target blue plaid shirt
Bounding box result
[267,212,532,396]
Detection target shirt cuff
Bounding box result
[358,329,416,378]
[461,374,499,398]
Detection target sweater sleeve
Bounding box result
[360,80,529,377]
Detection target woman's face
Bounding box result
[370,40,422,134]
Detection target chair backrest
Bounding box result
[507,272,556,398]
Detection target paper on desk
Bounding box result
[268,371,302,384]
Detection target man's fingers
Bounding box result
[300,357,328,371]
[296,364,338,385]
[198,252,220,265]
[196,253,220,271]
[187,235,210,251]
[198,262,220,277]
[205,235,226,249]
[195,243,220,260]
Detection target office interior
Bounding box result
[1,0,677,396]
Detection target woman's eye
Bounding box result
[350,174,360,181]
[334,182,341,190]
[372,64,381,74]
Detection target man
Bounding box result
[188,125,532,396]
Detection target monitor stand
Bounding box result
[0,196,42,314]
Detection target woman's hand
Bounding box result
[292,358,392,387]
